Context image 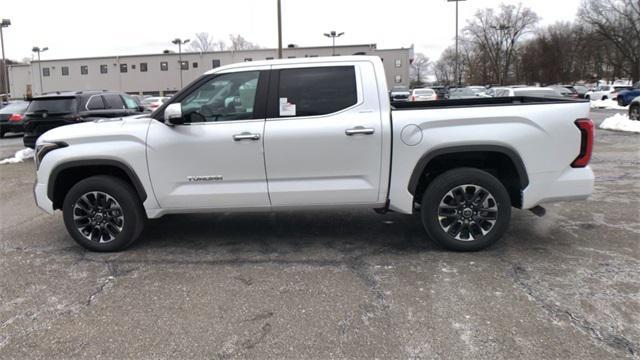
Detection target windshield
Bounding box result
[0,101,29,114]
[414,89,434,95]
[27,98,77,114]
[449,88,476,96]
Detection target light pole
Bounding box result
[172,38,190,88]
[277,0,283,59]
[1,19,10,100]
[32,46,48,95]
[323,31,344,56]
[448,0,466,87]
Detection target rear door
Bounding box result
[264,61,384,206]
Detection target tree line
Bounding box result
[429,0,639,86]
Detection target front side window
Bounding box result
[100,64,108,74]
[179,71,260,123]
[86,95,105,110]
[62,66,69,76]
[81,65,88,75]
[104,94,125,109]
[140,63,148,72]
[120,64,128,73]
[122,95,139,109]
[277,66,357,117]
[160,62,168,71]
[43,67,50,77]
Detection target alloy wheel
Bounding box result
[437,184,498,241]
[73,191,125,243]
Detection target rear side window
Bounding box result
[277,66,357,117]
[103,94,125,109]
[0,102,29,114]
[27,98,77,114]
[86,96,105,110]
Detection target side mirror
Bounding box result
[164,103,185,125]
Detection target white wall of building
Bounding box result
[8,44,413,98]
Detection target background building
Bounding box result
[8,44,413,98]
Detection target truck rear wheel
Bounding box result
[420,168,511,251]
[62,175,145,252]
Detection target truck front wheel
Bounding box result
[420,168,511,251]
[62,175,145,252]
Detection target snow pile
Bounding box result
[590,98,628,110]
[0,148,35,164]
[599,113,640,133]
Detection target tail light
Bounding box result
[571,119,594,168]
[411,96,416,102]
[8,113,24,122]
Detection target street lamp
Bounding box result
[447,0,466,87]
[323,31,344,56]
[1,18,11,100]
[277,0,283,59]
[32,46,48,95]
[172,38,190,88]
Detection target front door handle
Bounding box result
[232,132,261,141]
[345,126,375,136]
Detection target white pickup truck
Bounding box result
[33,56,595,252]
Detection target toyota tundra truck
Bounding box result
[32,56,595,252]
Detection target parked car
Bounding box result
[550,86,579,99]
[33,56,594,252]
[466,86,487,96]
[0,100,30,138]
[447,88,479,99]
[409,88,437,102]
[141,96,170,112]
[390,85,411,102]
[616,81,640,107]
[629,96,640,120]
[22,90,145,148]
[552,85,587,99]
[585,85,632,101]
[489,87,563,98]
[431,86,449,100]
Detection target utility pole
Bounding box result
[277,0,283,59]
[323,31,344,56]
[172,38,190,88]
[1,19,11,100]
[32,46,48,95]
[448,0,465,87]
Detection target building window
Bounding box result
[309,55,319,57]
[180,61,189,70]
[80,65,88,75]
[395,59,402,68]
[43,67,50,77]
[140,63,148,72]
[100,64,108,74]
[244,58,252,62]
[212,59,221,68]
[120,64,128,73]
[395,75,402,83]
[288,56,296,59]
[132,64,137,70]
[62,66,69,76]
[192,62,198,68]
[160,62,168,71]
[266,57,274,60]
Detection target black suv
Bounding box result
[23,90,144,148]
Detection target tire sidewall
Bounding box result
[630,105,640,121]
[63,176,143,252]
[421,168,511,251]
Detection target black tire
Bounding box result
[0,128,5,138]
[630,104,640,121]
[63,175,145,252]
[420,168,511,251]
[585,95,590,100]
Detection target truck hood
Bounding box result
[37,115,153,146]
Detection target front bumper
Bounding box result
[34,181,54,214]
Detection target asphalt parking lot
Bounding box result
[0,109,638,359]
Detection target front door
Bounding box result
[146,69,271,209]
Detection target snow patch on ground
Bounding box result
[590,99,628,110]
[0,148,35,164]
[599,113,640,133]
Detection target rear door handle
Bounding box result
[345,126,375,136]
[232,132,261,141]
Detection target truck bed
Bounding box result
[391,96,588,110]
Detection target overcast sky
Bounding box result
[3,0,582,63]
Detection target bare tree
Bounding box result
[579,0,640,82]
[228,34,260,51]
[189,32,216,53]
[464,4,539,85]
[434,47,457,85]
[409,53,430,86]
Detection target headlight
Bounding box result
[35,142,67,170]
